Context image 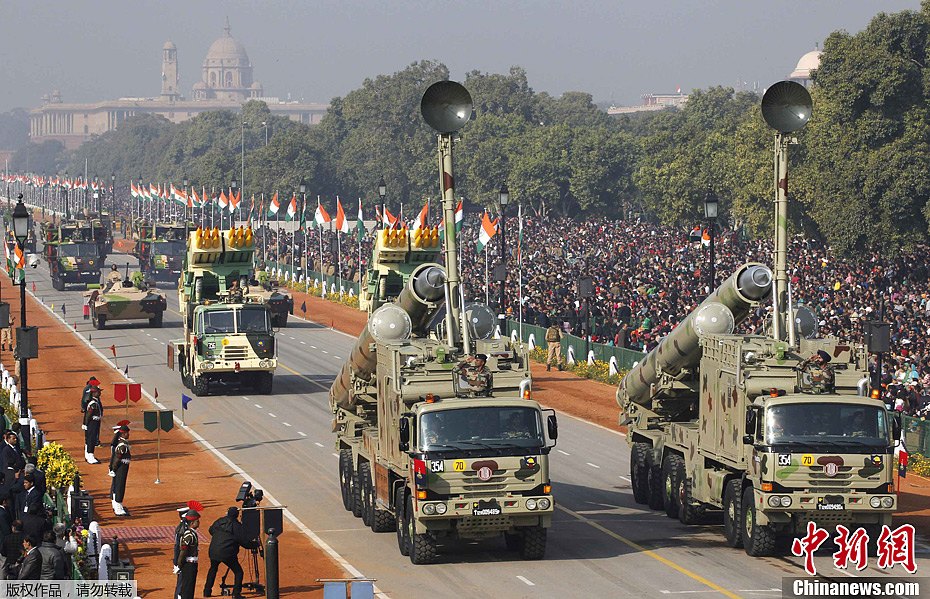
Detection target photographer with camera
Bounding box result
[203,506,259,598]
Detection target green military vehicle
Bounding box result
[617,82,897,557]
[87,267,167,329]
[42,221,102,290]
[133,220,188,286]
[171,226,277,396]
[249,272,294,327]
[330,82,557,565]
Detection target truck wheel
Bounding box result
[94,314,106,330]
[258,372,273,395]
[662,454,681,519]
[338,449,353,511]
[520,526,547,560]
[350,462,363,518]
[279,315,288,328]
[504,532,521,551]
[371,499,396,532]
[396,487,410,556]
[676,458,704,525]
[742,487,776,556]
[407,495,438,564]
[723,479,743,548]
[191,376,209,397]
[52,278,63,291]
[630,443,650,505]
[149,312,163,327]
[647,464,664,511]
[359,461,373,527]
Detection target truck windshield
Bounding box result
[419,406,544,451]
[238,308,270,333]
[200,308,270,334]
[154,241,185,255]
[202,310,235,334]
[766,403,890,447]
[58,243,98,258]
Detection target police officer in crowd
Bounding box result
[108,422,131,517]
[175,508,201,599]
[80,377,100,414]
[203,506,259,598]
[545,321,563,371]
[82,386,103,464]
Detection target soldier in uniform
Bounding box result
[82,386,103,464]
[173,500,202,598]
[227,279,243,302]
[175,508,201,599]
[108,421,131,517]
[802,349,835,394]
[545,322,562,371]
[105,264,121,289]
[80,377,99,414]
[454,354,491,394]
[0,314,13,352]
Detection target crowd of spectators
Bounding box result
[252,212,930,416]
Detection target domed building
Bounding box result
[788,47,822,87]
[193,20,263,101]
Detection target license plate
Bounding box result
[817,495,845,511]
[472,500,501,516]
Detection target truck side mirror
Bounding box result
[744,408,757,443]
[399,417,410,451]
[547,414,558,441]
[892,415,902,445]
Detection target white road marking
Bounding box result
[268,412,277,418]
[557,449,570,456]
[332,453,339,458]
[242,396,250,401]
[314,442,324,448]
[298,432,307,437]
[300,341,306,345]
[283,422,292,427]
[516,576,535,587]
[619,475,631,482]
[322,350,329,354]
[288,336,296,340]
[310,345,317,349]
[586,462,601,469]
[661,591,779,596]
[254,404,262,409]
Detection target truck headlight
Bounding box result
[435,503,447,515]
[881,496,894,509]
[526,499,537,511]
[422,503,436,515]
[779,496,792,508]
[870,497,881,508]
[537,497,551,510]
[768,495,782,508]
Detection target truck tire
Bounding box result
[676,458,704,525]
[191,375,209,397]
[350,463,363,518]
[723,479,743,548]
[647,464,664,511]
[149,312,163,327]
[504,532,521,551]
[95,314,106,330]
[258,372,274,395]
[279,314,288,328]
[407,495,438,564]
[662,454,681,519]
[520,526,547,560]
[631,443,650,505]
[742,487,776,556]
[359,461,373,527]
[369,476,395,531]
[396,487,410,556]
[339,449,353,511]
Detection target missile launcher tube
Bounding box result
[330,263,446,410]
[617,263,773,407]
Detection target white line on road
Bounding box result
[298,432,307,437]
[268,412,277,418]
[254,404,262,409]
[322,350,329,354]
[310,345,317,349]
[288,336,296,340]
[332,453,339,458]
[300,341,306,345]
[242,396,250,401]
[619,475,631,482]
[314,442,324,448]
[283,422,292,427]
[557,449,570,456]
[516,576,535,587]
[586,462,601,469]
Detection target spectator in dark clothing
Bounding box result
[20,509,48,544]
[0,494,12,539]
[37,531,65,580]
[16,534,41,580]
[1,520,23,579]
[23,464,45,500]
[14,473,41,521]
[203,507,259,598]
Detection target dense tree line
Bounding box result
[9,2,930,255]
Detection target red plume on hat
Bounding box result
[88,377,100,387]
[187,500,203,512]
[114,420,130,433]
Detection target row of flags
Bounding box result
[0,173,112,192]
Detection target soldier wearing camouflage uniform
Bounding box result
[802,349,835,394]
[454,354,491,394]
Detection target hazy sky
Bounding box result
[0,0,920,112]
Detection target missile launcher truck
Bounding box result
[41,221,102,290]
[618,82,898,557]
[171,226,277,396]
[330,81,558,565]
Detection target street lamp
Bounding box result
[110,173,115,216]
[182,177,190,226]
[261,121,269,146]
[377,176,387,229]
[12,195,32,453]
[703,187,718,291]
[230,177,238,229]
[497,183,510,334]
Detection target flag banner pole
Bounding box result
[318,196,325,297]
[155,426,161,484]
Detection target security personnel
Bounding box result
[203,506,258,598]
[106,264,121,288]
[803,349,835,394]
[82,386,103,464]
[227,279,243,302]
[454,354,491,394]
[173,500,202,598]
[175,508,201,599]
[107,422,131,516]
[0,314,13,352]
[545,322,562,371]
[80,377,100,414]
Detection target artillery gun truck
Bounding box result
[171,226,277,396]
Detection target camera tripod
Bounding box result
[221,547,264,596]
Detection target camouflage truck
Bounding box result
[42,221,102,291]
[133,221,188,285]
[330,82,557,565]
[87,268,167,329]
[74,212,113,260]
[171,226,277,396]
[248,272,293,327]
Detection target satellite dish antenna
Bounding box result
[421,81,473,134]
[793,306,819,339]
[761,81,812,133]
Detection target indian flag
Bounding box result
[476,211,497,252]
[268,192,280,216]
[286,194,297,221]
[439,199,464,232]
[130,183,140,199]
[335,197,349,234]
[356,198,365,239]
[218,191,229,211]
[315,198,331,226]
[229,190,241,214]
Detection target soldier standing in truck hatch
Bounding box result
[454,354,491,393]
[802,349,835,394]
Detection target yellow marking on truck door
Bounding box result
[453,460,466,472]
[557,505,742,599]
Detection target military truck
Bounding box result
[133,221,188,285]
[171,226,277,396]
[75,212,113,260]
[249,272,294,327]
[87,267,167,329]
[330,81,557,565]
[42,221,102,290]
[617,81,898,557]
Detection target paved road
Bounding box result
[23,245,929,598]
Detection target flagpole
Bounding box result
[318,195,325,298]
[358,198,362,296]
[262,193,267,265]
[518,203,523,341]
[485,242,489,305]
[275,193,280,269]
[336,196,342,294]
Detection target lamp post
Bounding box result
[110,173,115,219]
[377,176,386,229]
[299,181,307,285]
[497,183,509,335]
[230,177,238,229]
[261,121,269,146]
[64,171,70,220]
[12,195,31,454]
[703,187,718,292]
[182,177,189,228]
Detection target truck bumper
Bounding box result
[196,359,277,375]
[415,495,554,539]
[751,488,896,528]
